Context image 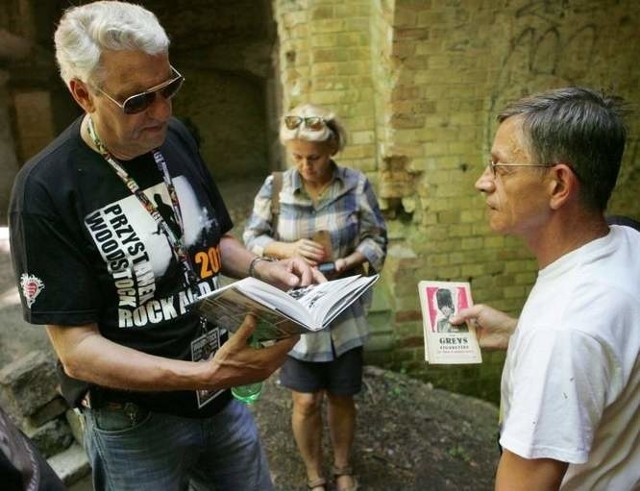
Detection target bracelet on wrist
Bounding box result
[248,256,273,278]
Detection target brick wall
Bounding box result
[272,0,640,402]
[273,0,377,171]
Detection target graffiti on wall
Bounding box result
[486,0,638,187]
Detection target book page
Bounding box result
[238,278,316,327]
[290,275,378,327]
[316,275,379,326]
[195,287,313,341]
[417,281,482,364]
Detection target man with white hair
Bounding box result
[8,2,320,489]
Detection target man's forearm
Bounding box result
[219,233,256,278]
[46,324,213,392]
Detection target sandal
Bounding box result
[307,476,327,491]
[333,465,359,491]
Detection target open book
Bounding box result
[418,280,482,364]
[192,274,379,342]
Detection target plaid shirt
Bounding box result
[243,163,387,361]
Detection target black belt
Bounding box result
[80,390,149,427]
[80,389,138,412]
[79,387,233,419]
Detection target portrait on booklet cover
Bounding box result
[426,285,471,334]
[418,281,482,364]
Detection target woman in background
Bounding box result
[243,103,387,491]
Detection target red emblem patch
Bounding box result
[20,273,45,308]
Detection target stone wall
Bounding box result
[149,0,279,179]
[0,9,39,225]
[0,73,21,225]
[0,350,89,485]
[272,0,640,400]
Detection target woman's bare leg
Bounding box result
[291,390,326,489]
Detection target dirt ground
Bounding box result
[254,366,500,491]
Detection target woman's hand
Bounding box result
[280,238,327,265]
[334,257,348,275]
[333,252,366,276]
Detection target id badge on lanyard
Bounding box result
[191,328,224,408]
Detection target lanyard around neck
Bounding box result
[86,117,201,298]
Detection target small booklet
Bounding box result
[192,274,380,342]
[417,280,482,364]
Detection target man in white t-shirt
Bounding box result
[452,87,640,490]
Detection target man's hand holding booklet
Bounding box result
[418,280,482,364]
[191,274,379,342]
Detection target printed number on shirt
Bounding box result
[195,247,222,279]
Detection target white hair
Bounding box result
[54,1,170,87]
[279,103,347,152]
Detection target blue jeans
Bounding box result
[82,400,273,491]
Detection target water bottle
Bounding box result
[231,336,264,404]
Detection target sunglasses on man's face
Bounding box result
[283,115,326,131]
[95,66,185,115]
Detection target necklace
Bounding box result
[305,178,332,200]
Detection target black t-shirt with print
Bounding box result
[9,117,233,417]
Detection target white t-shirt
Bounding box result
[500,225,640,490]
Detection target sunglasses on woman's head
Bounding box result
[95,66,185,115]
[283,115,326,131]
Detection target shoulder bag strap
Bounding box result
[271,171,283,240]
